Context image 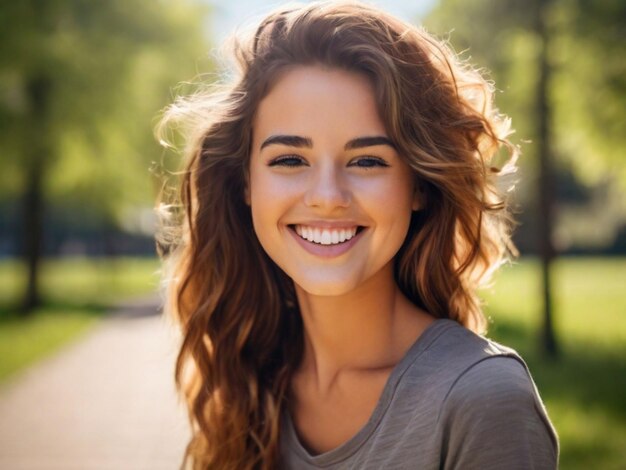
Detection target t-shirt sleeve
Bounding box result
[439,356,559,470]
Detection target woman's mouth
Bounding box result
[286,224,366,258]
[292,224,360,245]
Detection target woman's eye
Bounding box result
[268,155,307,167]
[349,156,390,168]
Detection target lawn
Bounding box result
[482,257,626,470]
[0,256,624,468]
[0,257,161,383]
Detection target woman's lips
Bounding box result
[287,224,365,258]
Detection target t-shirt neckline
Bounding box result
[283,318,458,466]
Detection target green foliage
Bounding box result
[483,257,626,468]
[0,257,161,382]
[426,0,626,187]
[0,0,210,222]
[551,0,626,185]
[425,0,626,251]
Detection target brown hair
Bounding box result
[157,1,517,468]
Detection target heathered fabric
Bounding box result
[280,319,559,469]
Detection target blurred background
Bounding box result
[0,0,624,469]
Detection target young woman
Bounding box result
[158,2,559,469]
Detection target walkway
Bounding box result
[0,297,191,470]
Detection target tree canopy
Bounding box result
[0,0,210,223]
[0,0,211,309]
[425,0,626,252]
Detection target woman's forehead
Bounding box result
[252,65,387,146]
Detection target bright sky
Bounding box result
[206,0,438,43]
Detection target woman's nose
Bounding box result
[303,163,351,209]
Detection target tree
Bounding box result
[426,0,626,183]
[425,0,626,355]
[0,0,209,312]
[534,0,558,356]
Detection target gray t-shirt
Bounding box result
[280,319,559,469]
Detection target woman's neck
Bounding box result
[294,262,434,396]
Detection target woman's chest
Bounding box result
[289,372,390,455]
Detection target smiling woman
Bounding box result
[248,66,419,296]
[157,2,559,469]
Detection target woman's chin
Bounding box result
[292,277,360,298]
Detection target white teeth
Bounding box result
[313,227,321,243]
[320,230,331,245]
[293,225,359,245]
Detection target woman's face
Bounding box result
[248,65,419,296]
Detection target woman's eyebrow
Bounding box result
[344,136,396,150]
[260,135,313,150]
[259,134,396,151]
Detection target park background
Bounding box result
[0,0,624,468]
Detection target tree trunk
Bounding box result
[20,74,52,313]
[535,0,558,357]
[21,163,44,312]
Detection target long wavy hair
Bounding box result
[157,1,518,468]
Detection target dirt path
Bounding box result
[0,298,191,470]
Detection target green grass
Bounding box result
[482,257,626,470]
[0,257,161,383]
[0,257,162,306]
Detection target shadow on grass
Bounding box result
[488,316,626,423]
[0,296,161,323]
[0,300,108,322]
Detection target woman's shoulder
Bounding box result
[394,319,539,417]
[416,320,560,467]
[416,319,543,406]
[403,319,553,423]
[415,318,526,373]
[441,352,544,417]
